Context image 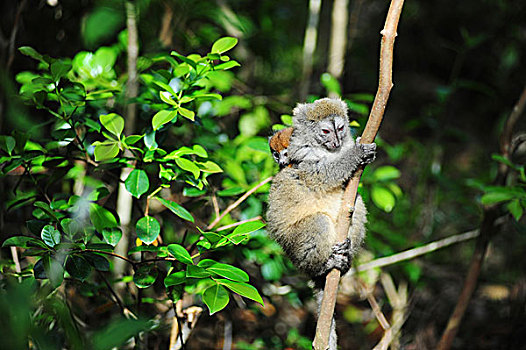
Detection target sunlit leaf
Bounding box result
[99,113,124,137]
[211,37,238,54]
[125,169,150,198]
[152,110,177,130]
[206,263,249,282]
[155,197,194,222]
[41,225,61,248]
[202,284,229,315]
[167,244,193,264]
[136,216,160,245]
[216,279,263,305]
[371,185,395,212]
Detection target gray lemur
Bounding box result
[266,98,376,349]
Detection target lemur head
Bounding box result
[292,98,350,151]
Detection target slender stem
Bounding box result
[350,230,479,275]
[96,269,126,314]
[84,249,136,267]
[207,177,272,230]
[216,216,263,232]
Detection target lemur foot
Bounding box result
[325,238,352,275]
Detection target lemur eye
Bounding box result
[322,129,330,134]
[338,126,344,131]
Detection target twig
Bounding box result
[380,273,408,350]
[96,269,126,314]
[216,216,263,232]
[84,249,136,267]
[349,230,479,275]
[10,247,22,282]
[313,0,405,348]
[211,192,220,219]
[437,83,526,350]
[207,177,272,230]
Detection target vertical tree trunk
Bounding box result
[299,0,322,101]
[114,0,139,286]
[327,0,349,98]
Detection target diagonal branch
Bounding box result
[313,0,405,348]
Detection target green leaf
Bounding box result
[481,191,516,205]
[186,265,210,278]
[198,161,223,174]
[507,200,524,221]
[0,135,16,155]
[102,228,122,246]
[211,37,238,54]
[167,244,193,264]
[19,46,49,67]
[178,107,195,121]
[216,187,244,197]
[155,197,194,223]
[152,110,177,130]
[206,263,249,282]
[232,221,265,235]
[216,279,263,305]
[99,113,124,137]
[159,91,177,105]
[50,60,72,81]
[41,225,61,248]
[61,218,81,239]
[125,169,150,198]
[175,158,200,179]
[371,185,396,212]
[93,140,120,161]
[123,134,143,146]
[164,271,186,287]
[202,284,229,315]
[192,145,208,158]
[214,60,240,70]
[133,264,158,289]
[136,216,160,245]
[89,203,118,232]
[84,253,110,271]
[372,166,401,181]
[65,255,91,281]
[2,235,48,249]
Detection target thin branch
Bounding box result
[96,269,126,314]
[313,0,405,348]
[437,83,526,350]
[216,216,263,232]
[350,229,479,275]
[207,177,272,230]
[299,0,322,100]
[211,192,220,219]
[84,249,136,267]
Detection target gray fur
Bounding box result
[266,98,376,350]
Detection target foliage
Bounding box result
[0,36,271,346]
